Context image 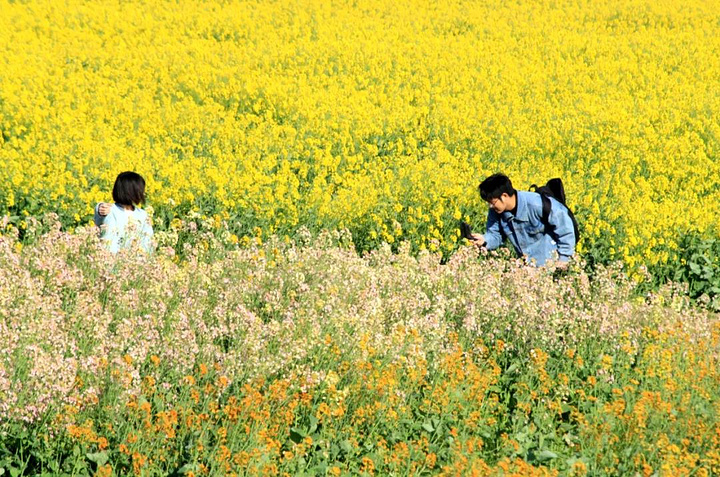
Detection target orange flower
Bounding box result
[361,457,375,475]
[571,461,588,476]
[131,452,146,475]
[218,445,231,462]
[95,464,112,477]
[234,451,250,467]
[425,453,437,469]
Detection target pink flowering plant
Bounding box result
[0,215,718,475]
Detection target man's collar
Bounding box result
[505,192,528,221]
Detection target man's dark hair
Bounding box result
[479,173,516,201]
[112,171,146,207]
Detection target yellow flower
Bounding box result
[1,0,719,274]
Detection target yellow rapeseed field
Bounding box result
[2,0,720,269]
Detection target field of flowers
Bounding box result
[3,1,720,475]
[2,0,720,281]
[0,217,719,475]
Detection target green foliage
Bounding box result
[673,233,720,310]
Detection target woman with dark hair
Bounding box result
[94,171,154,253]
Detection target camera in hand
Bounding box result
[459,221,473,240]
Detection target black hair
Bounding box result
[112,171,146,208]
[478,173,516,201]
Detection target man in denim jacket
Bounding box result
[470,174,576,266]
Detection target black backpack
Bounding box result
[529,178,580,243]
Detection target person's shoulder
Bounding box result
[103,204,122,220]
[547,195,564,207]
[520,190,543,209]
[530,193,569,217]
[132,207,149,219]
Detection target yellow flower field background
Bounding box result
[2,0,720,277]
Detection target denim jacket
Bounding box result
[482,191,576,265]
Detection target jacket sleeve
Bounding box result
[93,203,106,227]
[548,199,576,261]
[482,210,503,250]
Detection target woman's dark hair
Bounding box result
[479,173,516,201]
[112,171,146,208]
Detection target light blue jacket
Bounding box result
[482,191,576,265]
[93,203,154,254]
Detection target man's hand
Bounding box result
[97,202,112,216]
[469,233,486,247]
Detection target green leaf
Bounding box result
[289,428,303,443]
[422,422,435,433]
[558,422,574,432]
[178,463,199,474]
[340,440,354,454]
[366,452,381,467]
[535,450,558,461]
[308,415,319,434]
[310,463,328,473]
[86,451,109,466]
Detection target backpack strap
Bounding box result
[539,193,554,234]
[532,182,580,243]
